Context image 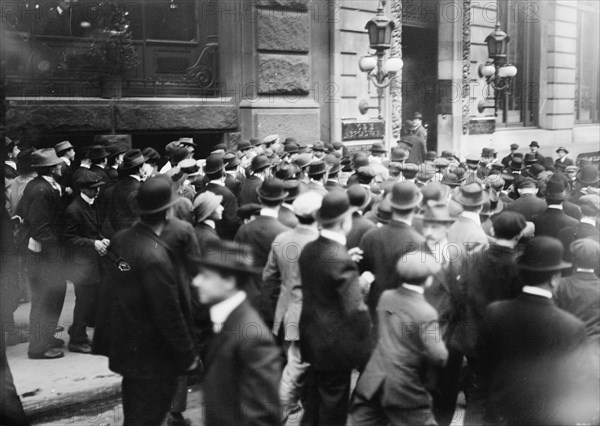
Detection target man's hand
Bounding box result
[348,247,364,263]
[94,239,110,256]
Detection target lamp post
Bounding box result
[357,1,402,121]
[478,21,518,119]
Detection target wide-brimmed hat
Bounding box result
[387,182,423,210]
[312,141,326,152]
[54,140,74,155]
[577,165,600,185]
[119,149,146,171]
[316,191,356,225]
[529,141,540,148]
[371,142,387,154]
[453,182,489,207]
[204,154,225,174]
[131,175,180,214]
[88,145,109,161]
[556,146,569,154]
[31,148,63,168]
[518,236,571,272]
[251,155,271,172]
[193,240,262,275]
[307,160,327,176]
[75,169,106,189]
[193,192,223,222]
[257,178,288,201]
[422,201,455,223]
[347,184,371,210]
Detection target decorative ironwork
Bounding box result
[186,42,218,89]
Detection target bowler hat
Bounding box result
[556,146,569,154]
[263,134,279,146]
[256,178,288,201]
[131,175,179,215]
[325,154,341,175]
[352,152,369,169]
[396,251,441,285]
[580,194,600,216]
[347,184,371,210]
[425,151,437,162]
[194,240,262,275]
[518,236,571,271]
[193,191,223,222]
[284,137,297,145]
[284,142,299,155]
[307,160,327,176]
[545,177,567,200]
[284,179,301,202]
[391,148,409,162]
[516,177,537,190]
[529,141,540,148]
[211,143,226,154]
[238,140,252,151]
[54,140,74,155]
[237,203,262,221]
[422,201,455,223]
[312,141,326,152]
[453,182,489,207]
[491,211,526,240]
[293,154,313,170]
[119,149,146,171]
[297,143,310,153]
[332,141,344,150]
[88,145,109,161]
[172,147,191,165]
[141,147,160,165]
[510,156,524,170]
[397,137,415,149]
[441,173,461,187]
[316,191,356,225]
[223,152,240,170]
[524,153,537,164]
[510,143,519,150]
[204,154,225,174]
[251,155,271,172]
[570,239,600,269]
[376,198,392,224]
[75,169,106,189]
[577,165,600,185]
[31,148,63,168]
[274,163,297,180]
[387,182,423,210]
[370,142,387,154]
[481,147,497,158]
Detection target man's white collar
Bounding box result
[80,192,95,205]
[402,283,424,294]
[260,207,279,218]
[522,285,552,299]
[321,229,347,247]
[210,291,247,333]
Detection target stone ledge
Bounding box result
[6,104,113,133]
[256,0,309,11]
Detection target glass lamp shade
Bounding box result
[358,55,377,72]
[365,14,395,50]
[485,22,510,62]
[499,64,517,78]
[481,64,496,77]
[385,56,403,73]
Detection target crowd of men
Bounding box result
[1,132,600,425]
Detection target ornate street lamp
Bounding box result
[478,22,518,118]
[357,0,402,120]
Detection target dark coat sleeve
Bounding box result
[27,186,60,245]
[62,203,96,250]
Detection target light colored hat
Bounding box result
[292,191,323,218]
[193,192,223,222]
[396,251,441,284]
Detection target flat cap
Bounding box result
[292,191,323,218]
[570,238,600,269]
[580,194,600,216]
[396,251,441,285]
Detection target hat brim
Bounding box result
[452,191,490,207]
[256,188,289,202]
[315,206,358,225]
[204,164,225,174]
[195,258,263,275]
[517,260,572,272]
[194,195,223,222]
[80,181,107,189]
[130,192,181,215]
[387,191,423,211]
[441,181,461,187]
[119,155,147,171]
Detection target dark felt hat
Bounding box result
[352,152,369,169]
[193,240,262,275]
[387,182,423,210]
[491,211,527,239]
[370,142,387,154]
[312,141,326,152]
[346,184,371,210]
[517,236,571,272]
[577,165,600,185]
[256,178,288,201]
[376,198,392,224]
[413,112,423,119]
[307,160,327,176]
[510,156,524,170]
[452,182,489,207]
[88,145,109,161]
[316,191,356,225]
[510,143,519,150]
[204,154,225,174]
[524,153,537,164]
[237,203,262,220]
[325,154,341,175]
[31,148,63,168]
[250,138,262,147]
[529,141,540,148]
[391,147,409,162]
[5,136,19,150]
[131,175,179,214]
[75,169,106,189]
[556,146,569,154]
[251,155,271,172]
[141,147,161,165]
[223,152,240,170]
[119,149,146,171]
[54,140,74,155]
[284,142,299,154]
[441,173,461,187]
[545,177,568,201]
[238,140,252,151]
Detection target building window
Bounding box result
[496,0,539,127]
[575,2,600,124]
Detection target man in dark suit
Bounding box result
[528,140,546,166]
[223,152,243,197]
[477,237,595,425]
[532,177,578,238]
[504,177,546,220]
[351,251,447,425]
[61,170,109,354]
[4,137,20,181]
[195,154,239,240]
[235,178,290,324]
[93,176,198,425]
[238,155,271,206]
[346,184,375,249]
[191,240,281,426]
[87,145,110,182]
[16,149,67,359]
[360,182,425,314]
[300,191,372,426]
[54,140,75,197]
[500,143,520,168]
[559,194,600,261]
[554,146,574,173]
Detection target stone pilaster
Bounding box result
[389,0,403,140]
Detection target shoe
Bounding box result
[167,414,191,426]
[28,349,65,359]
[68,342,92,354]
[49,337,65,348]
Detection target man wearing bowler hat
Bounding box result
[306,159,328,196]
[234,178,291,325]
[554,146,574,173]
[477,236,594,425]
[571,165,600,205]
[191,240,281,426]
[62,169,109,354]
[448,182,490,253]
[360,182,425,314]
[528,140,546,166]
[87,145,110,182]
[16,149,67,359]
[299,191,372,426]
[238,154,271,206]
[532,176,578,238]
[94,176,199,425]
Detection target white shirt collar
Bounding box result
[260,207,279,218]
[581,218,597,226]
[41,175,61,195]
[80,192,95,205]
[209,179,225,187]
[129,174,142,181]
[80,163,91,169]
[282,203,294,211]
[320,229,347,247]
[402,283,424,294]
[209,291,247,333]
[548,204,563,211]
[5,160,16,170]
[576,268,596,274]
[392,218,412,227]
[201,219,216,230]
[522,285,553,299]
[61,157,71,166]
[461,211,481,226]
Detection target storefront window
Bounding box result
[575,2,600,124]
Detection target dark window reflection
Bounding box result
[144,0,196,41]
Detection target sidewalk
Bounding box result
[7,284,122,422]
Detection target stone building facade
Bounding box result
[2,0,598,160]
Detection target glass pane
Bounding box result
[144,0,196,41]
[576,11,600,123]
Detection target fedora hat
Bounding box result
[307,160,327,176]
[223,152,240,170]
[293,153,313,170]
[131,175,180,215]
[178,137,196,147]
[577,165,600,185]
[284,142,299,155]
[193,191,223,222]
[529,141,540,148]
[391,147,409,162]
[88,145,109,161]
[204,154,225,174]
[387,182,423,210]
[250,138,262,147]
[284,179,301,202]
[297,142,310,153]
[325,154,341,175]
[194,240,262,275]
[75,169,106,189]
[312,141,326,152]
[518,236,571,272]
[237,140,252,152]
[545,177,567,200]
[422,201,455,223]
[251,155,271,172]
[556,146,569,154]
[107,143,128,161]
[54,140,74,155]
[119,149,146,171]
[256,178,288,202]
[31,148,63,168]
[453,182,489,207]
[316,191,356,225]
[370,142,387,154]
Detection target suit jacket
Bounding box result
[203,299,281,426]
[346,213,376,249]
[278,205,298,229]
[238,175,262,206]
[478,293,592,425]
[104,176,141,236]
[194,222,220,247]
[224,172,241,198]
[532,208,578,238]
[504,193,547,220]
[557,271,600,341]
[563,199,582,221]
[263,224,319,340]
[197,182,239,240]
[93,223,197,379]
[558,221,600,261]
[406,137,427,165]
[299,235,372,371]
[61,195,104,285]
[4,163,18,180]
[354,287,447,409]
[325,180,345,192]
[360,220,425,313]
[501,153,519,168]
[554,157,574,173]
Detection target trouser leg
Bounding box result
[301,369,351,426]
[432,348,464,426]
[69,285,95,344]
[280,341,310,409]
[170,376,188,414]
[122,376,178,426]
